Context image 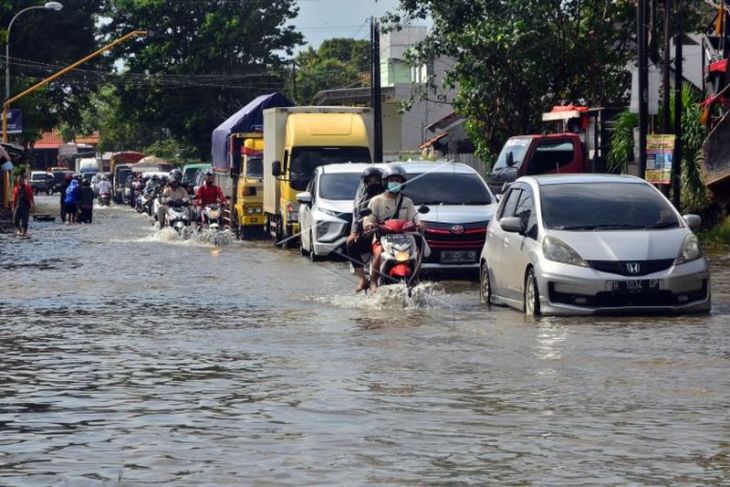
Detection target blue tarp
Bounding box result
[211,92,293,172]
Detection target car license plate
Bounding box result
[607,279,662,294]
[440,250,477,264]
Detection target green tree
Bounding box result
[293,38,370,103]
[387,0,639,158]
[98,0,303,158]
[1,0,104,146]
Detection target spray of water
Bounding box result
[308,281,449,310]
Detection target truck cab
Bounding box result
[230,133,265,237]
[264,107,373,246]
[487,134,585,194]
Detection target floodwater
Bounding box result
[1,196,729,486]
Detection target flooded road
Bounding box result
[1,196,729,485]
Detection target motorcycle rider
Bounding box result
[194,170,226,226]
[145,174,161,195]
[97,174,112,200]
[363,164,419,292]
[346,166,384,292]
[157,169,189,227]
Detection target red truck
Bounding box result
[486,106,606,194]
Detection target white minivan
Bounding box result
[297,163,373,260]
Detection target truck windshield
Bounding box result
[403,173,493,205]
[492,137,531,171]
[246,157,263,178]
[319,173,361,200]
[289,147,371,191]
[526,140,575,175]
[541,183,680,230]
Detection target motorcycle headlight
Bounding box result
[542,236,588,267]
[396,251,410,263]
[208,209,221,219]
[676,234,702,265]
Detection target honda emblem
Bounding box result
[451,225,465,235]
[626,262,641,274]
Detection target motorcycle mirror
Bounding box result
[417,205,430,214]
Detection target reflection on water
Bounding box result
[1,196,729,485]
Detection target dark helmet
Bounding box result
[382,164,407,181]
[204,170,214,177]
[151,175,159,181]
[170,169,182,183]
[361,167,383,180]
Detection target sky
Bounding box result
[293,0,402,49]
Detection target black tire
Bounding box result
[479,262,492,306]
[524,268,541,316]
[308,231,322,262]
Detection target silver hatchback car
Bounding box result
[479,174,711,316]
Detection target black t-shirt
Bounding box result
[79,187,95,205]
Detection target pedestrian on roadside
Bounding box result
[64,177,80,224]
[78,179,95,224]
[59,173,72,222]
[12,173,35,237]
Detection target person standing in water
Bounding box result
[12,173,35,236]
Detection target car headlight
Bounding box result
[542,236,588,267]
[255,207,263,214]
[676,234,702,264]
[245,206,255,215]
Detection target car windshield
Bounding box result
[540,182,681,230]
[318,173,361,200]
[403,172,493,205]
[289,147,371,191]
[492,137,531,171]
[246,157,263,178]
[183,169,200,185]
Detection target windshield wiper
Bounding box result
[559,223,645,231]
[650,220,679,229]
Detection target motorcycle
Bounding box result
[198,203,222,231]
[166,199,191,234]
[99,192,111,207]
[361,206,430,295]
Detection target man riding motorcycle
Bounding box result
[97,175,112,199]
[157,169,189,227]
[194,171,226,225]
[363,164,420,292]
[346,166,384,292]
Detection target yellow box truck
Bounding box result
[263,107,373,246]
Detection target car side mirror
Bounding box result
[506,151,515,166]
[683,214,701,231]
[417,205,430,214]
[296,191,312,205]
[272,160,282,177]
[500,216,524,233]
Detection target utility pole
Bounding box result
[638,0,649,179]
[370,17,383,162]
[662,0,672,133]
[672,1,683,209]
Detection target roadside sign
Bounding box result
[7,109,22,134]
[645,134,676,185]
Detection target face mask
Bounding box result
[206,180,213,186]
[387,182,402,193]
[366,183,383,196]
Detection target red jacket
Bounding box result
[195,183,226,205]
[12,183,34,209]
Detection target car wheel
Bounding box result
[479,262,492,306]
[309,231,322,262]
[524,268,541,317]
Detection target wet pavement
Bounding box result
[1,196,729,485]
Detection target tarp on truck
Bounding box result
[211,92,293,173]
